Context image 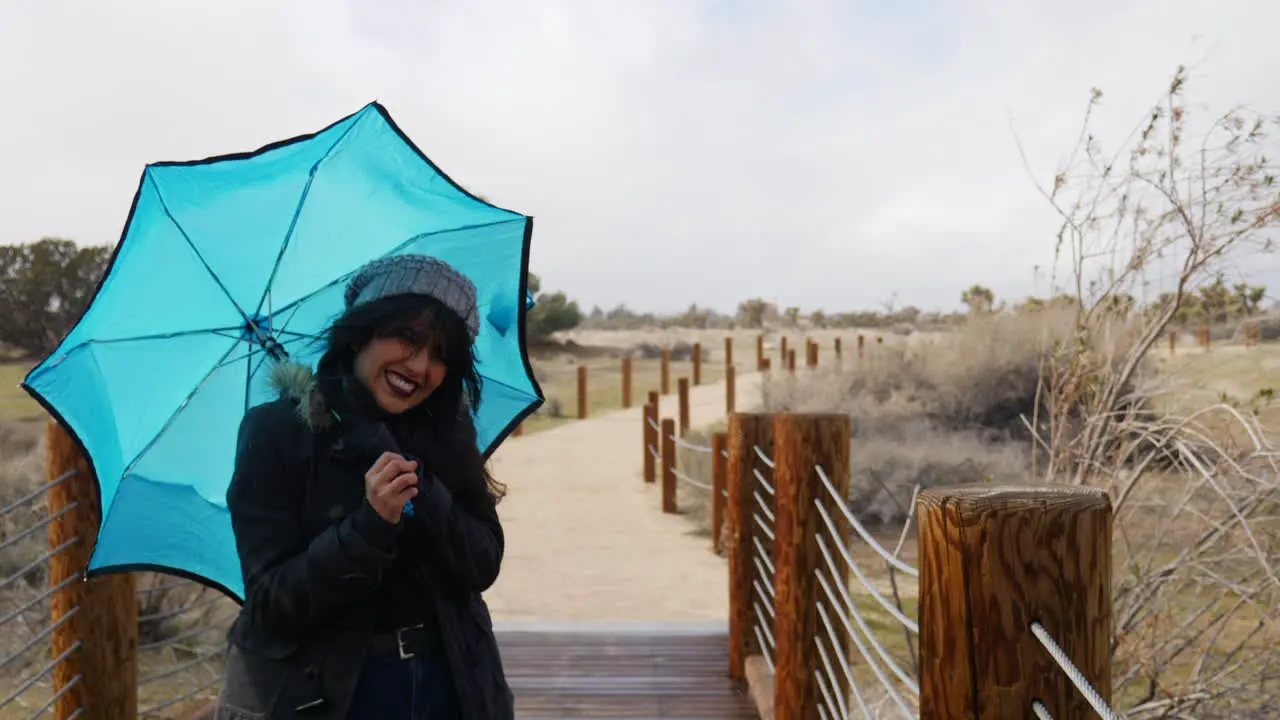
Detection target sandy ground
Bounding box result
[483,371,761,622]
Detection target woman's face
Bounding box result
[352,334,448,415]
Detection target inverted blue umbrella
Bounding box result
[21,103,543,600]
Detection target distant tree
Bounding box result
[0,237,111,357]
[736,298,772,329]
[809,310,826,328]
[961,285,995,313]
[783,306,801,327]
[524,271,582,342]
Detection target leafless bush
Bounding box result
[1021,65,1280,716]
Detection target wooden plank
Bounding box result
[499,629,757,719]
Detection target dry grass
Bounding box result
[0,363,39,422]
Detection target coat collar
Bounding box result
[268,360,335,432]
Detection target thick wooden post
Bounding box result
[787,349,796,372]
[693,343,702,386]
[756,335,765,371]
[918,486,1112,719]
[857,334,865,358]
[725,413,775,680]
[661,348,671,395]
[576,365,588,419]
[711,432,728,554]
[1198,325,1211,351]
[621,355,633,408]
[661,418,677,513]
[46,420,138,720]
[771,414,852,720]
[760,358,772,372]
[643,401,658,483]
[780,336,788,365]
[1168,331,1176,356]
[834,337,842,363]
[724,336,734,368]
[648,390,659,409]
[725,364,736,415]
[677,378,691,436]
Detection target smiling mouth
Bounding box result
[384,370,422,398]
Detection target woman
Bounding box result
[216,254,514,719]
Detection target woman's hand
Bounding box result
[364,452,419,524]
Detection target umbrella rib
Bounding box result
[252,119,362,321]
[146,174,254,327]
[77,326,244,347]
[119,340,240,480]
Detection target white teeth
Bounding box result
[386,371,419,394]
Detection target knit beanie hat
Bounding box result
[344,254,480,340]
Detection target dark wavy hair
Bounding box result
[317,292,506,505]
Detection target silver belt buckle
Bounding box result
[396,624,423,660]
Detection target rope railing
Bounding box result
[0,466,83,719]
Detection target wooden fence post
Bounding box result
[917,485,1113,719]
[760,358,771,372]
[677,378,691,436]
[1168,331,1176,356]
[857,334,865,358]
[693,343,702,386]
[725,413,775,681]
[725,336,734,368]
[576,365,588,419]
[756,335,765,371]
[726,364,736,415]
[643,400,657,484]
[621,355,633,408]
[771,413,852,720]
[46,420,139,720]
[661,348,671,395]
[780,336,788,366]
[787,349,796,372]
[834,337,842,363]
[661,418,677,513]
[711,432,728,555]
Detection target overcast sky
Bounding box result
[3,1,1278,314]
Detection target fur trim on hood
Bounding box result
[268,360,333,432]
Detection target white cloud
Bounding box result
[2,0,1278,314]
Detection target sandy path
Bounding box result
[483,372,762,622]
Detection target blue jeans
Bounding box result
[346,647,459,719]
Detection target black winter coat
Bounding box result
[215,361,513,720]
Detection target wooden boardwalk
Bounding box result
[498,625,757,719]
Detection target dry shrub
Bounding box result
[1017,66,1279,716]
[759,310,1125,524]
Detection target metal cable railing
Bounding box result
[0,468,84,718]
[1030,622,1125,720]
[750,445,777,672]
[810,462,919,720]
[134,575,231,717]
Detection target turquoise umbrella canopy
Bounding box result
[22,103,543,600]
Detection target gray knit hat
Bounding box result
[344,254,480,340]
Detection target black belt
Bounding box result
[367,624,440,660]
